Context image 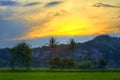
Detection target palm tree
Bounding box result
[48,37,58,48]
[68,38,76,57]
[48,37,58,58]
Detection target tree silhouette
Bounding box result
[68,38,76,57]
[98,59,107,68]
[49,56,75,68]
[61,57,74,68]
[10,42,32,70]
[48,37,58,58]
[48,37,58,48]
[49,56,61,68]
[9,48,17,70]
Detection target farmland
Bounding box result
[0,72,120,80]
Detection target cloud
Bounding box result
[93,3,120,8]
[0,0,18,6]
[53,10,70,16]
[0,7,15,20]
[14,9,71,40]
[0,19,27,41]
[13,0,120,40]
[24,2,41,7]
[1,0,120,48]
[1,0,120,41]
[45,1,63,7]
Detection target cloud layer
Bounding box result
[0,0,120,41]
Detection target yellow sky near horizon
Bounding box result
[2,0,120,40]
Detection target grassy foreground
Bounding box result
[0,72,120,80]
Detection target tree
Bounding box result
[9,48,17,70]
[61,57,74,68]
[48,37,58,48]
[48,37,58,58]
[49,57,75,68]
[78,60,92,69]
[49,56,61,68]
[10,42,32,70]
[68,39,76,57]
[98,59,107,68]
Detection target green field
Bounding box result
[0,72,120,80]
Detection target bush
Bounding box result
[78,60,92,69]
[49,57,75,68]
[98,59,107,68]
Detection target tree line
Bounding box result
[9,37,107,70]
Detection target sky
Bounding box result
[0,0,120,48]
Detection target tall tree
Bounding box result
[48,37,58,58]
[68,38,76,57]
[10,42,32,70]
[17,42,32,70]
[48,37,58,48]
[9,48,17,70]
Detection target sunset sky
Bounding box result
[0,0,120,48]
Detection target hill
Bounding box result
[0,35,120,68]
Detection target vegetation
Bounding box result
[68,38,76,57]
[68,38,76,51]
[0,36,119,80]
[78,60,92,69]
[49,57,75,68]
[48,37,58,58]
[9,42,32,70]
[49,56,108,69]
[1,38,108,70]
[98,59,107,68]
[49,56,61,68]
[9,48,17,70]
[0,68,120,72]
[61,57,74,68]
[0,72,120,80]
[48,37,58,48]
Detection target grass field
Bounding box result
[0,72,120,80]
